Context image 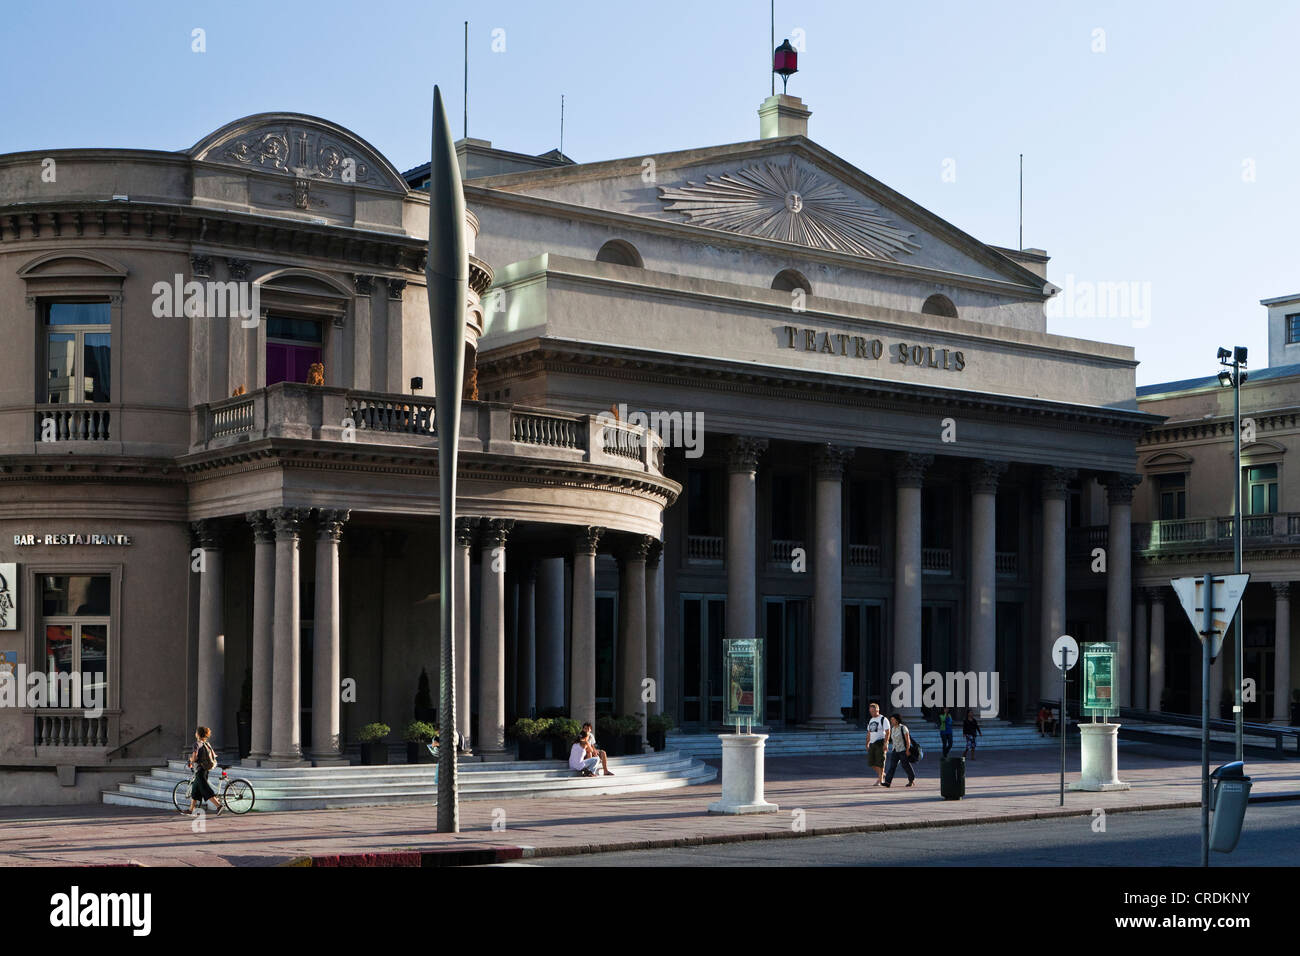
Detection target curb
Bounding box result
[273,791,1300,866]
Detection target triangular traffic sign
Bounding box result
[1170,574,1249,661]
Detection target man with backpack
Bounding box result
[881,713,916,788]
[865,701,890,786]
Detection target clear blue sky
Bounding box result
[3,0,1295,386]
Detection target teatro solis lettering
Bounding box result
[782,325,965,371]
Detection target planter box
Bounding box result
[647,729,667,752]
[621,733,642,756]
[406,741,433,764]
[517,739,548,761]
[360,741,389,766]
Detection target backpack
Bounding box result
[908,738,924,763]
[196,741,216,770]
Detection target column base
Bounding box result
[310,755,350,767]
[261,754,307,768]
[242,752,268,767]
[802,717,852,730]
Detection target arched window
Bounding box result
[596,239,643,268]
[921,293,958,318]
[771,269,811,294]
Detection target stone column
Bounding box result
[454,518,475,750]
[192,520,225,743]
[645,539,665,717]
[618,536,652,743]
[808,444,854,728]
[384,278,406,393]
[267,508,304,766]
[570,527,604,727]
[536,557,566,712]
[1105,474,1140,708]
[1273,582,1292,725]
[1133,588,1150,710]
[1039,468,1075,710]
[726,437,768,643]
[969,460,1006,709]
[1149,589,1166,712]
[893,454,932,720]
[516,560,537,718]
[311,509,349,763]
[477,518,513,753]
[352,274,374,391]
[245,512,275,764]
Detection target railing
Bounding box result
[36,712,109,747]
[848,544,880,568]
[922,547,952,573]
[211,399,255,438]
[687,535,724,563]
[35,405,111,441]
[770,539,803,564]
[599,421,644,461]
[995,552,1018,576]
[512,410,583,449]
[350,394,435,435]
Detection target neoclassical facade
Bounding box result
[0,114,675,802]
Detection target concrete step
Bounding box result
[101,750,717,811]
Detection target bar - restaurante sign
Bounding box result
[13,533,132,546]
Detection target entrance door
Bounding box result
[995,602,1022,720]
[595,591,618,715]
[1244,619,1275,721]
[679,594,725,726]
[843,601,884,726]
[763,598,808,726]
[266,315,324,386]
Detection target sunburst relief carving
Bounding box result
[658,158,919,260]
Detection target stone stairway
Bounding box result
[101,750,716,812]
[665,724,1061,759]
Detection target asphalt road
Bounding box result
[512,800,1300,867]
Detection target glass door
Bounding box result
[679,594,725,726]
[842,601,884,726]
[763,598,808,725]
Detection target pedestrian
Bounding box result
[865,701,889,786]
[186,726,224,815]
[962,709,982,759]
[938,705,954,758]
[881,713,915,788]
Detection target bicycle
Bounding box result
[173,762,256,815]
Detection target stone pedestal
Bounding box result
[1068,722,1131,792]
[707,734,779,814]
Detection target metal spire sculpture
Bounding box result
[426,85,468,833]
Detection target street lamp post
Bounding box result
[1217,346,1248,762]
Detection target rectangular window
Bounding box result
[266,315,323,387]
[922,485,953,550]
[995,490,1020,552]
[770,473,806,542]
[39,574,111,707]
[1156,473,1187,520]
[1288,313,1300,345]
[848,479,882,547]
[44,302,110,403]
[687,468,715,537]
[1247,464,1278,515]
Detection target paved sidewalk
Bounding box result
[3,748,1297,866]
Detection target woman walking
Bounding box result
[881,713,916,788]
[186,726,224,815]
[962,709,982,759]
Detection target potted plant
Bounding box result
[547,718,581,760]
[595,715,622,756]
[413,668,437,724]
[236,668,253,759]
[617,713,644,756]
[509,717,552,760]
[647,712,675,752]
[404,720,437,764]
[357,722,391,765]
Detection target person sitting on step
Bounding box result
[580,721,613,776]
[569,731,601,777]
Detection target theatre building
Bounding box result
[0,94,1153,804]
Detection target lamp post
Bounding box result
[1217,346,1248,762]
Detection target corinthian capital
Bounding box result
[726,436,769,474]
[970,459,1008,495]
[812,444,855,481]
[893,453,934,488]
[1040,466,1076,500]
[1104,473,1142,505]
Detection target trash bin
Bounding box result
[939,756,965,800]
[1209,761,1251,853]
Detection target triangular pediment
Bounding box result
[470,138,1042,290]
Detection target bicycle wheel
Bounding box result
[222,777,255,814]
[172,778,192,812]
